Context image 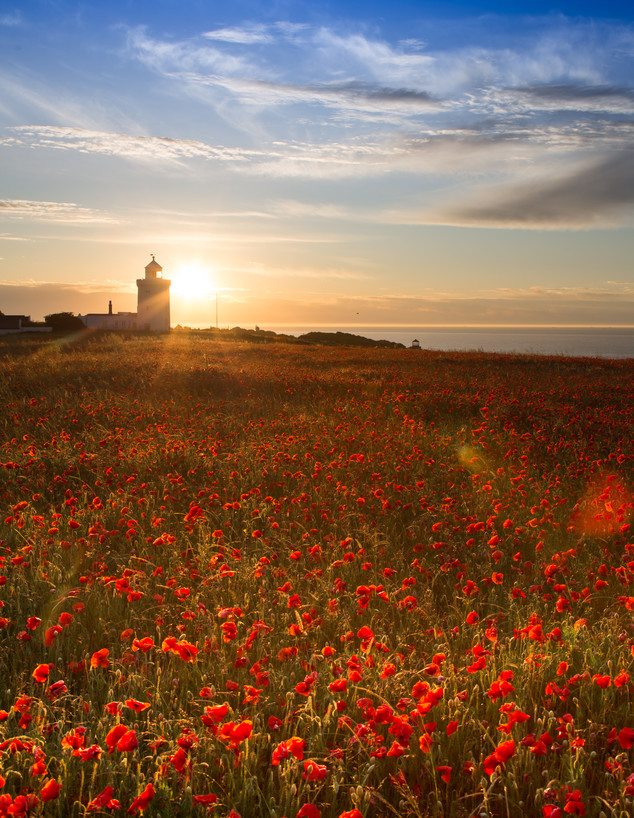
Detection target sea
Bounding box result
[263,326,634,359]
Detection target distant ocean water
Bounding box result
[264,326,634,359]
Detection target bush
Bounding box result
[44,311,85,333]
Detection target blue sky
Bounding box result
[1,0,633,326]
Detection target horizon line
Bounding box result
[202,323,634,330]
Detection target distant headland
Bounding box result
[174,326,406,349]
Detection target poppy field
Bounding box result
[0,333,632,818]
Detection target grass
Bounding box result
[0,332,632,817]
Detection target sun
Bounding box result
[172,263,214,300]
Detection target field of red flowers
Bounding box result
[0,333,632,818]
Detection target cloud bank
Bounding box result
[433,150,634,228]
[2,278,632,327]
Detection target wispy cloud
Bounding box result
[2,125,396,178]
[231,261,370,280]
[505,84,634,114]
[0,277,134,293]
[200,74,440,113]
[0,199,117,224]
[116,20,634,185]
[3,126,260,164]
[6,121,633,225]
[0,70,143,131]
[484,282,634,299]
[125,27,256,79]
[0,12,21,27]
[125,18,630,105]
[203,25,274,45]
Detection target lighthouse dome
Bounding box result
[145,255,163,278]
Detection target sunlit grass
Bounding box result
[0,334,632,817]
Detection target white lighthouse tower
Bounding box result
[137,255,171,332]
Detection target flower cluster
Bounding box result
[0,335,632,816]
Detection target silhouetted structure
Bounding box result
[80,256,171,332]
[137,255,171,332]
[0,315,51,335]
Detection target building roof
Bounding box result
[0,315,29,328]
[145,255,163,274]
[82,312,137,318]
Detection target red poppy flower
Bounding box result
[202,703,229,727]
[161,636,199,662]
[381,663,396,679]
[32,663,52,684]
[105,724,128,754]
[419,733,433,753]
[44,625,63,647]
[303,760,328,782]
[87,786,120,812]
[272,736,305,765]
[61,726,86,752]
[170,747,188,772]
[563,790,585,815]
[5,794,38,815]
[77,744,103,760]
[221,622,238,642]
[117,729,138,753]
[446,720,458,736]
[128,783,154,814]
[90,648,110,669]
[484,738,515,776]
[218,719,252,749]
[436,766,452,783]
[125,699,151,712]
[297,806,320,818]
[14,695,33,713]
[46,680,68,701]
[40,779,60,801]
[194,794,218,806]
[132,637,154,653]
[386,740,406,757]
[467,656,487,673]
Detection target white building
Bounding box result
[80,256,171,332]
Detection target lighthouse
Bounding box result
[136,255,171,332]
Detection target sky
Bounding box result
[1,0,633,328]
